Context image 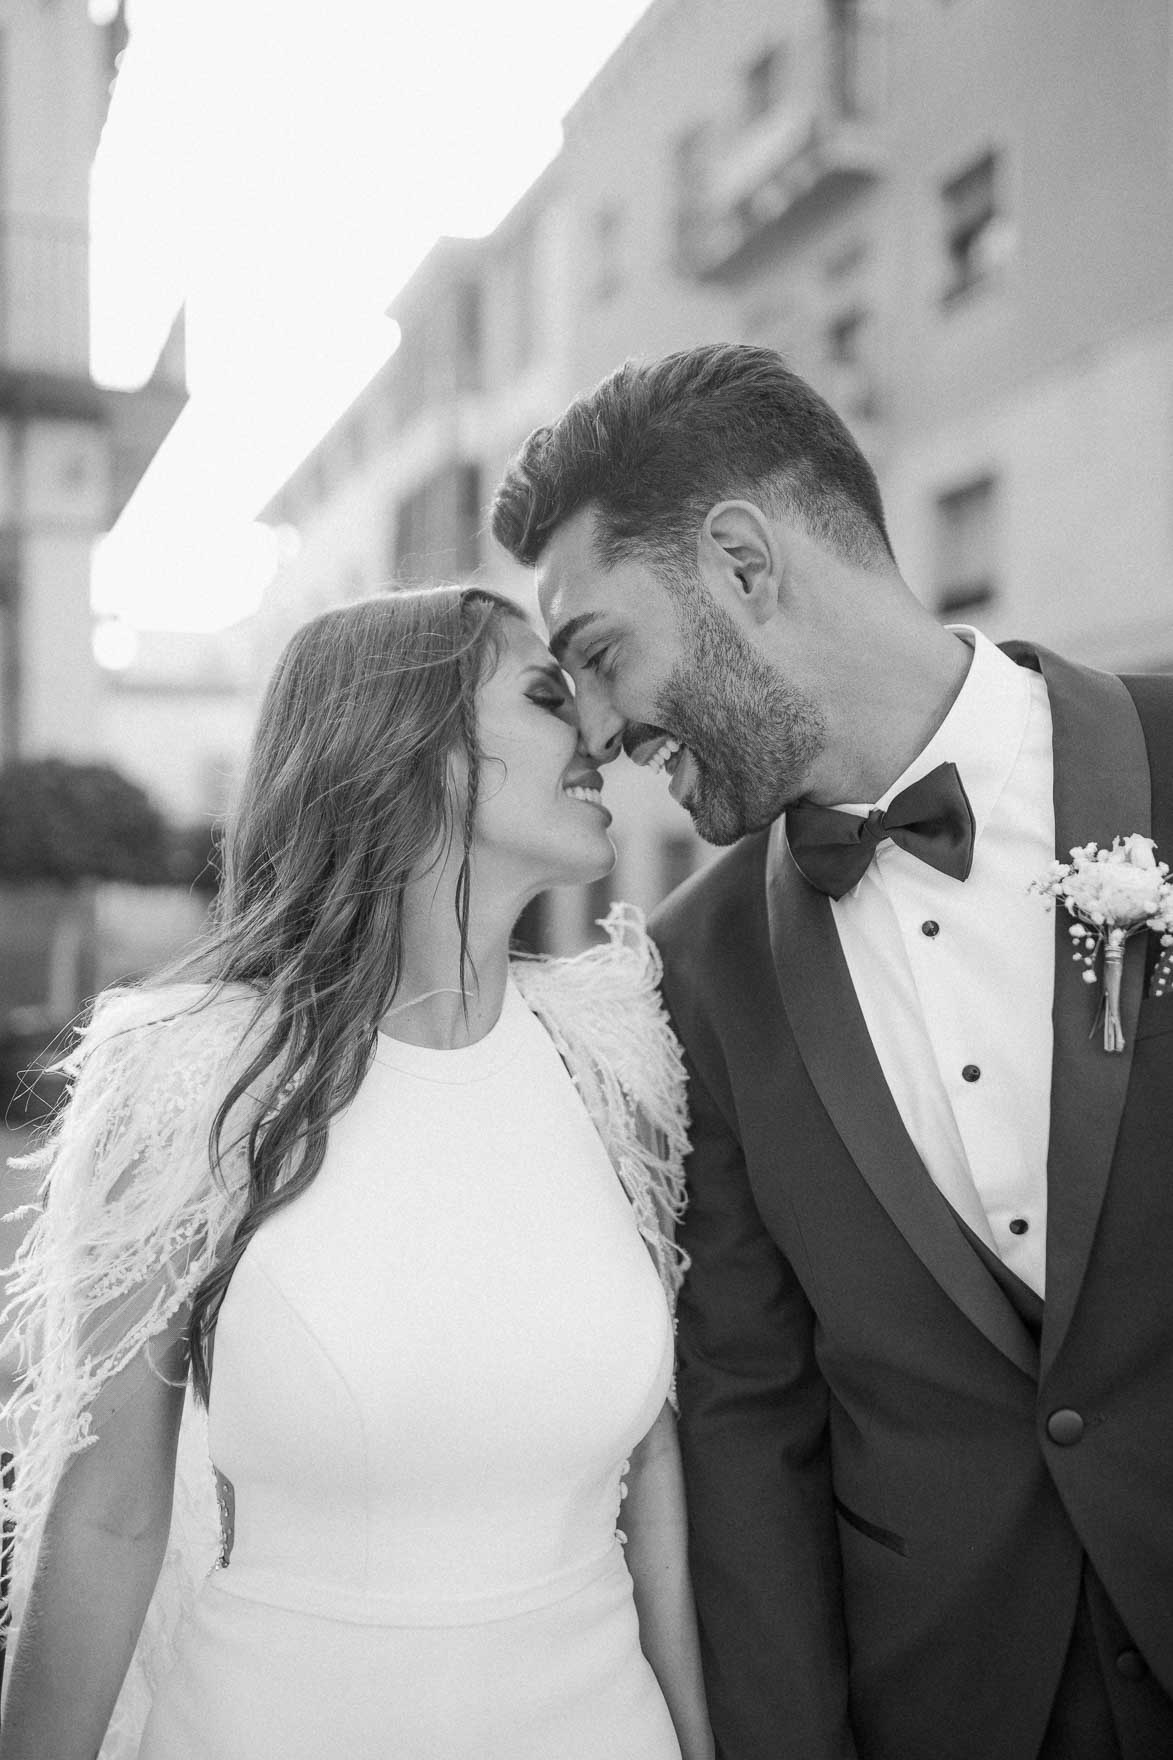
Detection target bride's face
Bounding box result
[470,617,616,896]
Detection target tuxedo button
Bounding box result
[921,920,940,937]
[962,1064,981,1083]
[1046,1408,1084,1446]
[1116,1648,1148,1681]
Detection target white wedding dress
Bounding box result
[3,909,688,1759]
[127,976,681,1758]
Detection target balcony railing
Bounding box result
[0,216,89,376]
[679,20,887,279]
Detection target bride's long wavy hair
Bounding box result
[182,584,526,1403]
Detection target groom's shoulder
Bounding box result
[1007,637,1172,707]
[649,826,771,970]
[1120,665,1173,736]
[1006,637,1173,744]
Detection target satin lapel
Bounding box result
[1003,644,1151,1378]
[766,828,1039,1378]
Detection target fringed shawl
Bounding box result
[0,903,688,1757]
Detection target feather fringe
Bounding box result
[0,981,263,1752]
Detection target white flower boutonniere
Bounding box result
[1031,834,1173,1051]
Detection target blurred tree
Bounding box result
[0,759,175,1119]
[168,817,223,897]
[0,757,171,886]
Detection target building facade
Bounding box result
[259,0,1173,948]
[0,0,184,768]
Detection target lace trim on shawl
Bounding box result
[0,908,688,1758]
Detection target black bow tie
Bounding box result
[785,761,976,900]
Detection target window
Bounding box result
[506,221,537,371]
[458,463,482,576]
[671,124,710,262]
[744,45,788,122]
[827,0,865,118]
[934,476,998,618]
[392,480,432,586]
[824,306,877,420]
[825,237,869,283]
[453,280,483,391]
[392,462,481,586]
[826,307,865,368]
[591,206,623,302]
[941,151,1010,303]
[395,331,429,421]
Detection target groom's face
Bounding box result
[536,506,825,845]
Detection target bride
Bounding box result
[0,586,713,1760]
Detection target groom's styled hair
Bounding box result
[491,342,895,583]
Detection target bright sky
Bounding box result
[89,0,652,634]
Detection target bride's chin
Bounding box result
[567,837,618,887]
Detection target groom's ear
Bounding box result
[698,500,784,627]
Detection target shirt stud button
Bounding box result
[1009,1217,1029,1235]
[921,920,940,937]
[962,1064,981,1083]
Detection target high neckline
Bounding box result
[372,975,529,1083]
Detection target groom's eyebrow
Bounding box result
[549,612,603,664]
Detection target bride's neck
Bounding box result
[382,871,518,1050]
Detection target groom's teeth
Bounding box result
[566,785,603,806]
[646,737,682,775]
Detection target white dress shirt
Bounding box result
[825,629,1055,1295]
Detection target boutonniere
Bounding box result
[1031,834,1173,1051]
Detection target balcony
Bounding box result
[679,20,887,280]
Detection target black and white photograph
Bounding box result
[0,2,1170,1756]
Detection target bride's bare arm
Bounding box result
[0,1316,188,1760]
[623,1398,715,1760]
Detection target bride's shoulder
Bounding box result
[65,979,271,1123]
[512,903,682,1093]
[513,904,690,1304]
[80,978,263,1054]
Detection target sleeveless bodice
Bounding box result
[205,978,675,1626]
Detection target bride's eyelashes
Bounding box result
[527,688,572,716]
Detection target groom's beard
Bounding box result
[655,597,825,846]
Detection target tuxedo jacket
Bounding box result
[650,646,1173,1760]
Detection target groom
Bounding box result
[492,344,1173,1760]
